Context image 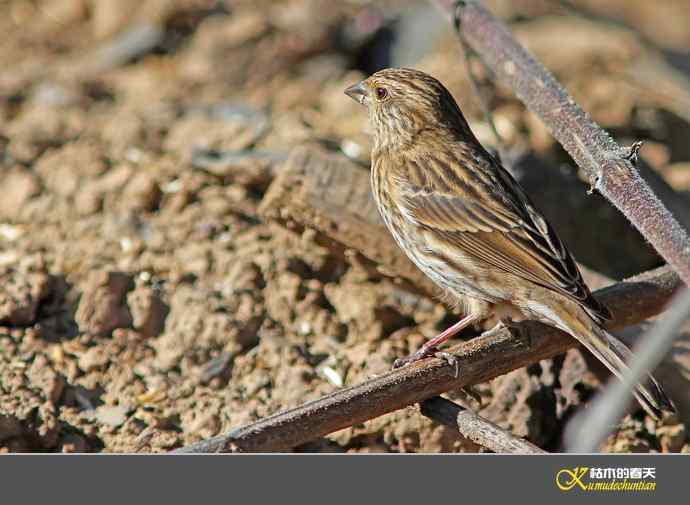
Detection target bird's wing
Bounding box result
[393,156,610,322]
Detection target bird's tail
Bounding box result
[555,310,674,420]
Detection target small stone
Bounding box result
[75,271,133,336]
[77,346,109,372]
[127,286,168,338]
[0,167,40,219]
[94,405,129,428]
[75,183,104,216]
[34,142,107,197]
[28,355,65,405]
[0,272,52,326]
[0,414,24,442]
[222,10,268,48]
[186,412,220,438]
[122,171,162,212]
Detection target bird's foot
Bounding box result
[392,349,429,370]
[392,315,476,374]
[435,351,459,378]
[392,348,459,377]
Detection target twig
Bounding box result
[420,396,546,454]
[431,0,690,286]
[566,287,690,453]
[174,266,680,453]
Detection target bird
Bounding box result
[344,67,674,419]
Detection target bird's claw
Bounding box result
[392,355,416,370]
[392,349,460,378]
[434,351,460,378]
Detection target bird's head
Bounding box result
[344,68,471,150]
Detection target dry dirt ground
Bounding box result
[1,0,690,453]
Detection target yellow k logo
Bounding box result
[556,467,589,491]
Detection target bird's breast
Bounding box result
[370,156,509,305]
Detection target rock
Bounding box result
[28,355,65,405]
[90,0,140,39]
[0,167,40,219]
[122,171,162,212]
[219,10,268,48]
[75,271,133,336]
[127,286,168,338]
[77,346,109,372]
[74,182,104,216]
[263,271,301,325]
[34,142,107,198]
[6,105,83,164]
[152,286,259,371]
[186,412,221,439]
[94,405,129,428]
[0,272,52,326]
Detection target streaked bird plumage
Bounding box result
[345,67,673,419]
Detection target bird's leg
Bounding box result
[393,314,477,371]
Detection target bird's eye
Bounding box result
[375,87,388,101]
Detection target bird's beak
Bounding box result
[344,81,367,105]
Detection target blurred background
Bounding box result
[1,0,689,453]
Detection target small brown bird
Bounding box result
[345,67,673,418]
